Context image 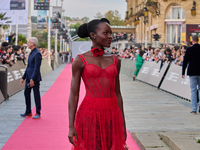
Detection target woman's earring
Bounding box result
[94,37,95,40]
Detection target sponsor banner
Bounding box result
[10,0,25,10]
[136,61,168,87]
[52,6,62,29]
[34,0,49,10]
[160,63,191,100]
[72,41,92,58]
[5,61,26,96]
[0,91,4,103]
[37,10,47,29]
[186,24,200,44]
[121,59,136,78]
[0,0,28,25]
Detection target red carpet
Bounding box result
[2,64,140,150]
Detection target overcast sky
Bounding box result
[32,0,127,20]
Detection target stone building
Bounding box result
[125,0,200,47]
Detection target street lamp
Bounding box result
[191,1,196,16]
[133,18,137,26]
[136,17,140,25]
[143,7,148,17]
[143,7,148,24]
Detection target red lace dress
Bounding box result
[72,54,125,150]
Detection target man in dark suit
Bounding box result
[20,37,42,119]
[182,35,200,114]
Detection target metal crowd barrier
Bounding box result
[0,65,8,103]
[0,57,63,104]
[120,59,191,101]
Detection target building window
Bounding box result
[165,4,186,44]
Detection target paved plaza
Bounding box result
[121,75,200,150]
[1,64,200,150]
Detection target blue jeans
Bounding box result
[189,76,200,112]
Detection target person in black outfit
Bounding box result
[182,35,200,114]
[8,33,16,45]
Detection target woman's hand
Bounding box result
[68,127,78,146]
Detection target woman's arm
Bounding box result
[115,58,127,141]
[68,56,84,146]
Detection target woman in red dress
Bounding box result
[68,18,127,150]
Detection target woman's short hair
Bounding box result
[28,37,38,46]
[77,18,110,39]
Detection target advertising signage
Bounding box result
[34,0,49,10]
[52,6,62,29]
[10,0,26,10]
[186,24,200,44]
[37,10,47,29]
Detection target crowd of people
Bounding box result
[0,42,27,67]
[0,41,58,67]
[117,44,188,67]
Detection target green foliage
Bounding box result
[37,41,47,48]
[32,30,60,50]
[0,13,10,21]
[31,16,37,23]
[70,23,81,38]
[0,12,10,30]
[32,30,48,44]
[105,10,125,26]
[81,17,89,23]
[18,34,27,45]
[94,12,104,19]
[76,38,86,41]
[94,10,125,26]
[50,36,60,52]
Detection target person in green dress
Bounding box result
[133,50,144,81]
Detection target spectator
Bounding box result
[159,48,173,71]
[133,50,144,81]
[50,49,55,70]
[174,49,182,66]
[0,47,12,66]
[8,32,15,45]
[110,47,116,54]
[0,47,5,63]
[182,35,200,114]
[7,45,15,64]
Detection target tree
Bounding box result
[70,23,81,38]
[0,13,10,42]
[105,10,125,26]
[94,10,125,26]
[18,34,27,45]
[94,12,104,19]
[81,17,89,23]
[72,17,80,21]
[31,16,37,23]
[76,38,87,41]
[0,13,10,24]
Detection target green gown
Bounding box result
[134,54,144,76]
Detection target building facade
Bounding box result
[125,0,200,46]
